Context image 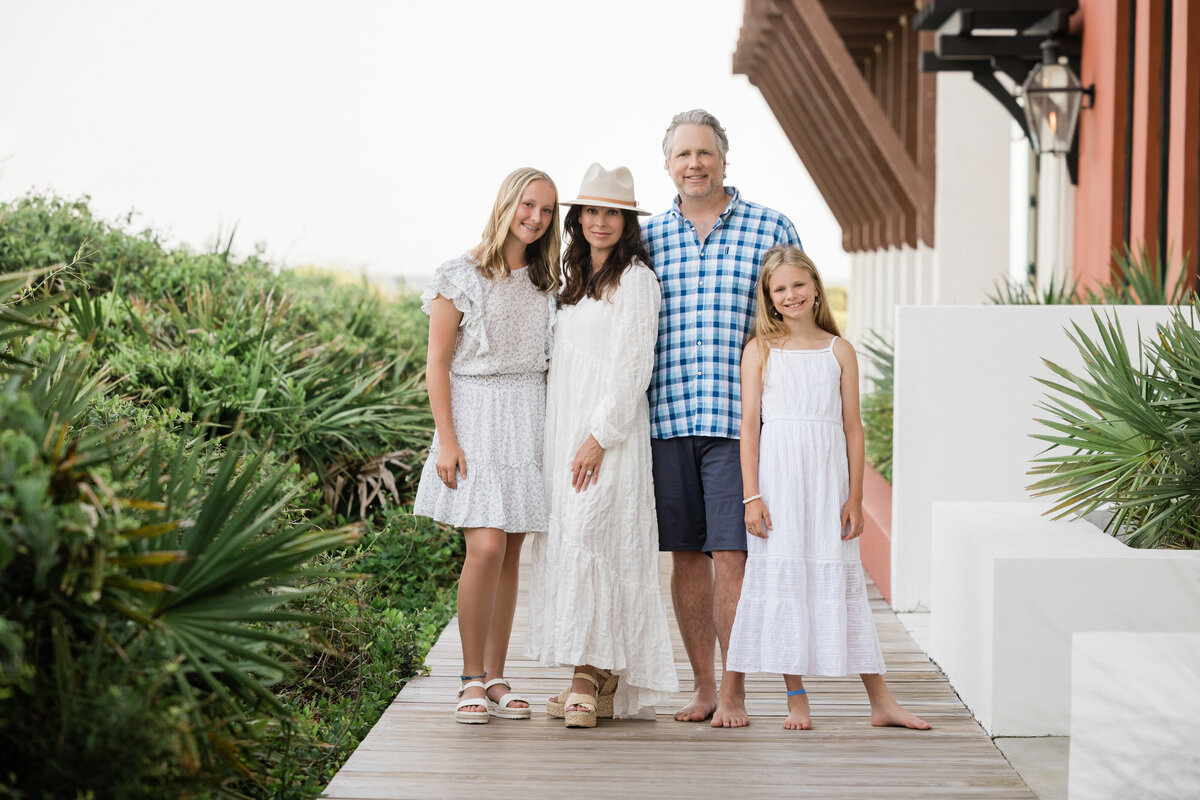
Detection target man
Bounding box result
[644,109,802,728]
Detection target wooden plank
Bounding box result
[321,547,1035,800]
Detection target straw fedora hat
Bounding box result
[562,162,651,216]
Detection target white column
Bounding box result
[1036,154,1076,288]
[917,242,935,304]
[848,251,863,344]
[933,73,1012,304]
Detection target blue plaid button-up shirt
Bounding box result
[644,187,802,440]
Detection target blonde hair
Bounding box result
[752,246,840,376]
[476,167,561,292]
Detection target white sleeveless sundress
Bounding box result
[727,338,886,676]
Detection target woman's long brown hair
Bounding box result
[559,206,652,306]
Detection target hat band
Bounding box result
[578,193,639,208]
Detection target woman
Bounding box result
[413,167,560,723]
[526,163,678,727]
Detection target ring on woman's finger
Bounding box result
[585,469,594,475]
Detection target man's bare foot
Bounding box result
[870,702,932,730]
[711,695,749,728]
[783,694,812,730]
[674,690,718,722]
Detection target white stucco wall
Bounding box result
[930,502,1200,737]
[1069,633,1200,799]
[891,303,1185,611]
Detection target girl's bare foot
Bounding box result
[784,691,812,730]
[862,673,932,729]
[870,702,932,730]
[782,677,811,730]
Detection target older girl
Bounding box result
[413,167,560,723]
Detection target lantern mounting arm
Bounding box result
[920,52,1031,137]
[915,0,1084,179]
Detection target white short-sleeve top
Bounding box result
[420,253,556,377]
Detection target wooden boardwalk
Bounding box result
[322,552,1034,799]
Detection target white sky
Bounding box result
[0,0,850,289]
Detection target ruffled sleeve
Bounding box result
[588,263,661,449]
[420,254,489,353]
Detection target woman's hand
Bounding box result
[745,498,772,539]
[435,442,467,489]
[570,434,605,492]
[840,500,864,540]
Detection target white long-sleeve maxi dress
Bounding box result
[526,263,679,718]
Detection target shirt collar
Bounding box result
[669,186,741,222]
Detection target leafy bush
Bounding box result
[0,193,274,300]
[0,195,458,798]
[0,330,361,795]
[1029,302,1200,549]
[859,331,894,482]
[85,280,432,509]
[3,191,435,514]
[252,514,463,799]
[989,243,1196,306]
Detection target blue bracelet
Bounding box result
[787,689,807,697]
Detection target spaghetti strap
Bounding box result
[827,335,839,351]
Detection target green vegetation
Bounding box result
[1029,302,1200,550]
[849,244,1200,487]
[988,244,1196,306]
[858,332,894,482]
[0,194,459,798]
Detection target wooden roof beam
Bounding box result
[736,2,879,248]
[783,0,930,246]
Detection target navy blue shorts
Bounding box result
[651,436,747,553]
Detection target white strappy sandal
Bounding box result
[455,680,490,724]
[484,677,531,720]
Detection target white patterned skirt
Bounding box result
[413,371,548,533]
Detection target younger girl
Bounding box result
[413,167,560,723]
[726,246,930,732]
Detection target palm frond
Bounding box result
[1029,301,1200,548]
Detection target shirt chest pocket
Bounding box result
[712,245,759,299]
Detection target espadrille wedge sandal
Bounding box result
[564,672,600,728]
[455,680,490,724]
[483,677,530,720]
[547,670,618,719]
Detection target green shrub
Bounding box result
[1030,302,1200,549]
[0,193,459,799]
[86,280,432,508]
[0,193,274,301]
[989,243,1196,306]
[0,337,360,796]
[3,192,435,516]
[859,332,894,482]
